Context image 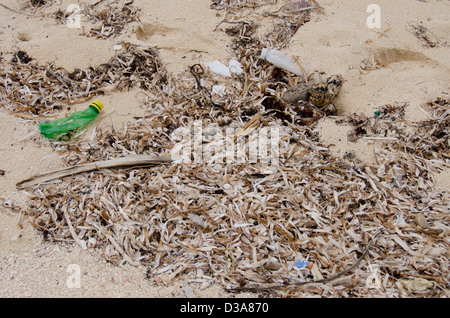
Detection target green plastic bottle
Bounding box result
[38,100,103,140]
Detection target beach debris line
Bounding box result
[47,0,140,39]
[82,1,140,39]
[0,1,44,16]
[20,99,449,296]
[3,0,448,297]
[38,100,104,140]
[0,44,164,117]
[29,0,46,8]
[281,1,321,15]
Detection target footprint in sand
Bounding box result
[135,22,176,41]
[135,21,214,47]
[371,47,435,67]
[16,32,32,42]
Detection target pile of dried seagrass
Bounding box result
[0,0,448,297]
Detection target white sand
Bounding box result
[0,0,448,297]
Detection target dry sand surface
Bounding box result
[0,0,449,298]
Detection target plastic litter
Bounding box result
[294,259,313,269]
[204,60,232,77]
[38,100,103,140]
[204,59,243,77]
[211,85,226,96]
[260,48,301,76]
[228,59,243,75]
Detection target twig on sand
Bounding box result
[16,154,172,189]
[0,2,37,16]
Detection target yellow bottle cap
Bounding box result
[90,100,103,113]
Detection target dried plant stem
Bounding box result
[63,209,87,250]
[16,154,172,189]
[0,2,37,16]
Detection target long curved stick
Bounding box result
[16,154,172,189]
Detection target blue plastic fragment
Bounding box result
[294,260,311,269]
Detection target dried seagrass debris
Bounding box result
[211,0,266,11]
[47,1,139,39]
[4,0,449,298]
[265,1,320,48]
[82,2,141,39]
[22,98,449,296]
[22,97,450,297]
[0,44,164,117]
[29,0,46,8]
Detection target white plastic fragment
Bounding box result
[211,85,226,96]
[204,60,231,77]
[228,59,243,75]
[260,48,301,75]
[204,59,243,77]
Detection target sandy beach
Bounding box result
[0,0,449,298]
